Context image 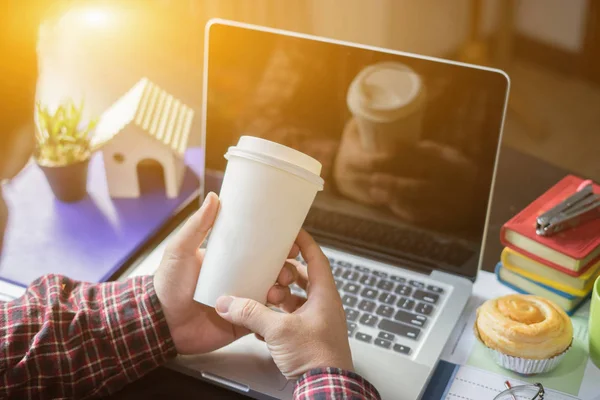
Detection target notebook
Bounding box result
[0,149,201,287]
[502,247,600,297]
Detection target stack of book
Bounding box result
[496,175,600,316]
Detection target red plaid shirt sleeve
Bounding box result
[0,274,379,399]
[0,274,177,399]
[294,367,381,399]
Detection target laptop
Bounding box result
[167,19,509,400]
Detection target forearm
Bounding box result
[294,368,381,400]
[0,274,176,399]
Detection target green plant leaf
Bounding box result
[35,98,97,166]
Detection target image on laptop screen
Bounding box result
[203,22,508,279]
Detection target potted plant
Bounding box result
[35,99,98,202]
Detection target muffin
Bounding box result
[474,294,573,375]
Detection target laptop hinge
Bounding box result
[316,236,435,276]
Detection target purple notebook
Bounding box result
[0,149,202,287]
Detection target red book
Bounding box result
[500,175,600,277]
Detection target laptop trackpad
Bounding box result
[173,335,289,393]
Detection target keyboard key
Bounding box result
[376,305,394,318]
[333,267,343,277]
[373,271,388,278]
[409,280,425,289]
[395,285,413,297]
[360,288,379,299]
[415,302,434,316]
[342,295,358,307]
[328,257,336,265]
[427,285,444,294]
[378,292,397,305]
[358,300,376,313]
[343,270,359,281]
[397,297,416,311]
[347,322,357,337]
[335,280,344,290]
[378,319,421,340]
[359,275,377,286]
[393,344,411,355]
[378,331,395,341]
[359,314,378,327]
[338,261,353,268]
[377,280,394,291]
[343,283,361,294]
[413,290,439,304]
[390,275,406,283]
[355,332,372,343]
[345,308,359,322]
[375,338,392,349]
[355,265,370,273]
[394,310,428,328]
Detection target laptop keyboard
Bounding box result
[297,255,446,356]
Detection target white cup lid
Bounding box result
[225,136,324,189]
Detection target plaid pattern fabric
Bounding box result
[0,274,379,399]
[294,368,381,400]
[0,274,177,399]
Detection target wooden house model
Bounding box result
[92,78,194,198]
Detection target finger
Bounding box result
[254,333,265,342]
[267,284,307,313]
[168,192,219,255]
[266,285,291,305]
[295,229,335,293]
[215,296,278,337]
[195,248,206,263]
[287,243,300,259]
[278,293,307,313]
[276,262,298,287]
[286,259,308,291]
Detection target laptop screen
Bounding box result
[203,21,508,280]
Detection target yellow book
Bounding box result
[501,247,600,297]
[497,264,586,314]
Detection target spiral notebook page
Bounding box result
[445,365,580,400]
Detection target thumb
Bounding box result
[215,296,277,338]
[168,192,219,255]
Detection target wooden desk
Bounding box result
[108,146,569,399]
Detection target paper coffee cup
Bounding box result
[347,61,425,152]
[193,136,324,307]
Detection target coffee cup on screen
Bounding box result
[347,61,425,152]
[193,136,324,307]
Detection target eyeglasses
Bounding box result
[493,382,544,400]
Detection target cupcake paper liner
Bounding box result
[474,325,572,375]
